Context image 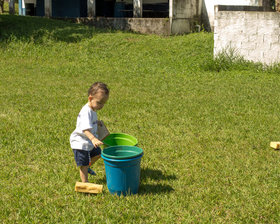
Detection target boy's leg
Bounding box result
[72,149,91,182]
[90,154,101,165]
[89,147,101,167]
[80,166,89,182]
[88,155,101,175]
[88,147,101,175]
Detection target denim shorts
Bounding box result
[72,147,101,166]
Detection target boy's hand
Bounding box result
[83,129,103,148]
[91,137,103,148]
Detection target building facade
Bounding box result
[17,0,270,34]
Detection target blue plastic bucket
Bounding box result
[101,146,143,196]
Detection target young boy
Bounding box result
[70,82,109,182]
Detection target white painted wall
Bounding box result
[214,9,280,64]
[205,0,260,30]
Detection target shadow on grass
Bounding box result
[138,167,176,195]
[0,14,115,44]
[97,167,176,195]
[138,183,174,195]
[141,167,177,181]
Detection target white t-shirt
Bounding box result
[70,103,98,151]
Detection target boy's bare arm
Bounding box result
[83,129,103,148]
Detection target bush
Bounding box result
[204,47,280,73]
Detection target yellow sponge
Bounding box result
[75,182,103,194]
[270,142,280,149]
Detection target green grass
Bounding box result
[1,14,280,223]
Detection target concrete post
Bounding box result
[276,0,280,11]
[88,0,96,17]
[9,0,15,14]
[262,0,271,10]
[45,0,52,17]
[133,0,142,18]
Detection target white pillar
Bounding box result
[169,0,173,18]
[45,0,52,17]
[88,0,96,17]
[22,0,26,15]
[133,0,142,18]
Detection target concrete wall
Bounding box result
[74,17,171,35]
[171,0,202,34]
[169,0,261,34]
[203,0,259,31]
[214,6,280,65]
[172,0,202,18]
[25,0,36,6]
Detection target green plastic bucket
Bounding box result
[102,133,138,148]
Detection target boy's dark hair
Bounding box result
[88,82,109,96]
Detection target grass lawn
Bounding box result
[1,14,280,223]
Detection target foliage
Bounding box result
[204,47,280,73]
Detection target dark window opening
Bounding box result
[96,0,169,18]
[96,0,116,17]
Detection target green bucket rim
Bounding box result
[101,145,143,159]
[103,133,138,146]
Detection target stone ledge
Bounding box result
[215,5,273,12]
[54,17,171,35]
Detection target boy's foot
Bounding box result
[88,168,96,176]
